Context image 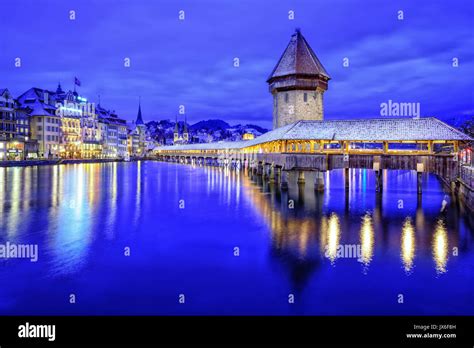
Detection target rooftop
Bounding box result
[268,29,330,82]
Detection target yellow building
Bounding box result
[242,132,255,140]
[81,113,102,158]
[60,115,82,158]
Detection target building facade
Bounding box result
[17,88,62,158]
[0,89,23,160]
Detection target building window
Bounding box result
[285,93,289,103]
[38,126,42,131]
[304,93,308,102]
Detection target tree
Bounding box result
[459,116,474,146]
[459,116,474,138]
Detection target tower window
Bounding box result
[304,93,308,102]
[285,93,289,103]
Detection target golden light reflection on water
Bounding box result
[298,221,311,257]
[324,213,341,263]
[107,162,118,239]
[49,164,92,275]
[401,217,416,273]
[359,213,374,266]
[7,168,21,237]
[433,219,448,274]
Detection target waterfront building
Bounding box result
[60,112,82,158]
[57,89,83,158]
[101,107,129,159]
[0,88,27,160]
[97,110,110,157]
[0,89,17,142]
[96,104,115,158]
[15,106,30,138]
[129,100,152,156]
[80,98,101,158]
[17,88,61,158]
[15,106,38,159]
[127,129,134,155]
[116,119,129,158]
[268,29,330,129]
[13,84,135,160]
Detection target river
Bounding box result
[0,161,472,315]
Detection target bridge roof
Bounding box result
[156,117,471,152]
[251,117,472,143]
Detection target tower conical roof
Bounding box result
[136,98,144,125]
[267,29,330,82]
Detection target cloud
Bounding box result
[1,0,472,127]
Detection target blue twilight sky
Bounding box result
[0,0,473,128]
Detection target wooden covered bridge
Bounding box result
[154,117,472,196]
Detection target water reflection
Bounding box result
[401,217,416,273]
[324,213,341,264]
[359,213,374,268]
[433,219,448,275]
[241,168,470,278]
[0,163,472,315]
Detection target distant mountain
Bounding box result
[146,118,268,145]
[233,124,268,134]
[190,119,230,131]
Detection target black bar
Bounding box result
[0,316,472,346]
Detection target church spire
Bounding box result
[136,96,144,125]
[174,115,179,133]
[183,114,189,143]
[56,82,64,94]
[183,114,188,133]
[173,115,180,144]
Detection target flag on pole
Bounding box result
[74,77,81,86]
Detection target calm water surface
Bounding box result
[0,162,473,315]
